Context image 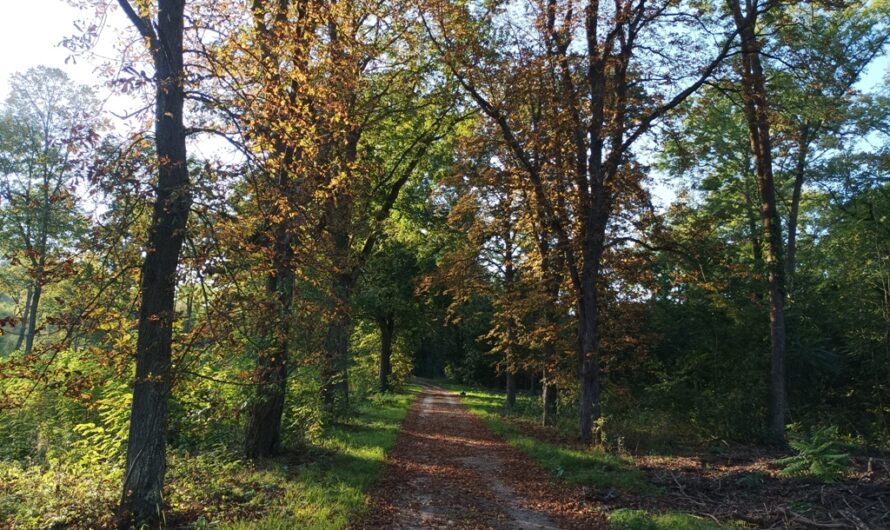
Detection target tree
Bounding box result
[770,2,889,287]
[661,1,888,443]
[356,240,422,392]
[439,134,530,408]
[312,3,459,410]
[424,0,736,443]
[115,0,192,522]
[0,67,96,356]
[234,0,324,460]
[728,0,789,443]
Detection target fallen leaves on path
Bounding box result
[357,386,602,529]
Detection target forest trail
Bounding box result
[359,385,598,529]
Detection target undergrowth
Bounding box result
[773,425,852,483]
[0,385,418,529]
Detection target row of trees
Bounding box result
[0,0,887,526]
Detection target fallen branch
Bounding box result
[780,508,849,529]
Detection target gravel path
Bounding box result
[358,385,600,529]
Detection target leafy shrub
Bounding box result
[773,425,851,482]
[68,382,131,467]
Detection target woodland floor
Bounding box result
[357,384,890,530]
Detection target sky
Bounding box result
[0,0,886,209]
[0,1,124,95]
[3,2,887,99]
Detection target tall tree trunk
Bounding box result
[321,300,351,410]
[15,285,33,352]
[321,239,354,410]
[786,127,810,287]
[532,214,562,427]
[378,316,393,392]
[243,0,309,459]
[23,282,41,356]
[320,129,358,411]
[742,174,764,272]
[245,228,294,458]
[505,372,516,408]
[731,0,787,443]
[117,0,190,522]
[319,153,354,409]
[542,365,558,427]
[578,267,603,443]
[577,198,607,443]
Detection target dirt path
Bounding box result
[359,385,600,529]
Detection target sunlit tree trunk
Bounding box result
[14,286,32,351]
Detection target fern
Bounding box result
[773,426,851,483]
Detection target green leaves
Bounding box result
[773,426,852,482]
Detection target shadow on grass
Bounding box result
[219,385,420,530]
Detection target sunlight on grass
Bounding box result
[0,386,417,529]
[608,508,743,530]
[223,385,418,529]
[452,387,652,494]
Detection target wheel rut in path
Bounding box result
[358,385,600,529]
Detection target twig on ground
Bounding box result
[780,508,849,529]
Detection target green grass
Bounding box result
[223,385,418,529]
[608,509,742,530]
[0,385,418,529]
[446,384,748,530]
[448,385,653,494]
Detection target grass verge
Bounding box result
[608,509,743,530]
[447,384,745,530]
[222,385,418,530]
[448,385,652,494]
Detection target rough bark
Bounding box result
[742,172,764,273]
[242,0,311,459]
[117,0,190,523]
[320,190,354,411]
[379,316,394,392]
[505,372,517,408]
[577,195,609,443]
[731,0,787,443]
[244,228,294,458]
